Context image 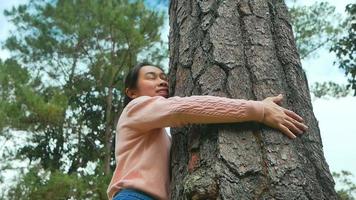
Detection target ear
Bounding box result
[126,88,138,99]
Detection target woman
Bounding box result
[107,62,308,200]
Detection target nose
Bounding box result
[159,78,168,87]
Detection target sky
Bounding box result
[0,0,355,192]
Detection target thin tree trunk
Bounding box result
[104,86,114,175]
[168,0,337,199]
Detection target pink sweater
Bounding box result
[107,95,265,200]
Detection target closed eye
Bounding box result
[160,74,168,81]
[145,72,167,81]
[145,72,157,79]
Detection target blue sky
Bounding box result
[0,0,355,191]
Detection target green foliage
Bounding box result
[6,165,111,200]
[4,0,166,84]
[311,81,351,98]
[288,2,355,98]
[333,170,356,200]
[0,58,68,131]
[330,4,356,96]
[1,0,166,198]
[0,59,29,130]
[289,1,343,59]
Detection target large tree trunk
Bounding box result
[168,0,337,199]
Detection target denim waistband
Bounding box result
[113,188,155,200]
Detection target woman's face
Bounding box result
[126,65,169,99]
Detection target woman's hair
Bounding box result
[123,62,164,107]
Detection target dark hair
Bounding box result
[123,62,164,107]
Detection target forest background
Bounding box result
[0,0,355,199]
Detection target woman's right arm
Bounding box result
[121,94,308,138]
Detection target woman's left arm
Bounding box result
[121,94,308,139]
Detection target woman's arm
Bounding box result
[121,94,307,138]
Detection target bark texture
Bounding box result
[168,0,337,199]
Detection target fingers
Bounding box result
[284,109,304,122]
[286,115,308,132]
[277,115,308,140]
[284,120,303,135]
[278,124,296,139]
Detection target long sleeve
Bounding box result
[108,95,265,199]
[120,95,265,132]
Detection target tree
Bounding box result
[330,3,356,96]
[289,1,343,60]
[310,81,350,99]
[1,0,166,198]
[288,1,353,98]
[169,0,337,199]
[4,164,111,200]
[333,170,356,200]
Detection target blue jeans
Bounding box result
[113,188,155,200]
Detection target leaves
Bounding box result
[1,0,166,198]
[311,81,351,99]
[289,2,356,97]
[333,170,356,200]
[330,4,356,96]
[6,165,111,200]
[289,1,343,59]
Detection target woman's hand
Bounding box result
[261,94,308,139]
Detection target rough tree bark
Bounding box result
[168,0,337,199]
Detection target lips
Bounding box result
[157,89,168,93]
[157,88,169,95]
